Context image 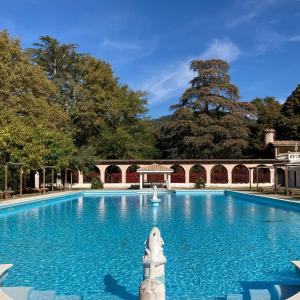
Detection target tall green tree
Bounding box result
[28,36,158,159]
[27,35,80,112]
[0,31,75,170]
[158,59,253,158]
[277,85,300,140]
[245,97,282,157]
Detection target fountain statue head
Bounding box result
[145,227,165,262]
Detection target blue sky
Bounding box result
[1,0,300,117]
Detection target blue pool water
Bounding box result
[1,191,300,299]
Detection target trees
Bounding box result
[158,59,254,158]
[0,31,75,170]
[245,97,282,157]
[277,85,300,140]
[26,35,80,112]
[29,36,157,160]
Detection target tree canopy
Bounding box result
[158,60,254,158]
[277,85,300,140]
[1,29,299,175]
[27,35,158,161]
[0,31,75,169]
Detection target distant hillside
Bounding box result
[151,115,172,130]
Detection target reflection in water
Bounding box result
[139,194,143,215]
[167,194,172,216]
[184,194,191,220]
[77,196,83,216]
[250,203,256,215]
[120,196,127,218]
[98,197,105,220]
[143,194,148,206]
[152,206,158,225]
[31,208,39,220]
[227,196,234,223]
[205,194,212,224]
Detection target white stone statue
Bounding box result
[139,278,165,300]
[142,227,166,283]
[139,227,166,300]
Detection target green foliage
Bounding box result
[194,177,206,188]
[91,176,104,189]
[277,85,300,140]
[1,29,299,169]
[29,36,158,160]
[158,59,254,158]
[245,97,282,157]
[0,31,75,170]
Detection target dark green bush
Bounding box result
[91,176,104,189]
[194,177,206,188]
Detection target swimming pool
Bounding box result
[1,190,300,299]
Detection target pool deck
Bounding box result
[232,190,300,205]
[0,191,79,208]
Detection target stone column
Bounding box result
[78,170,83,185]
[285,165,289,196]
[167,174,170,190]
[121,169,126,184]
[251,168,255,186]
[96,165,106,184]
[140,173,143,190]
[35,171,40,189]
[204,165,212,185]
[269,167,274,184]
[226,165,234,185]
[183,166,190,185]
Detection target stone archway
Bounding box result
[105,165,122,183]
[254,165,270,183]
[189,164,207,183]
[211,165,228,184]
[232,164,249,184]
[171,164,185,183]
[126,165,140,183]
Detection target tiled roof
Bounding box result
[137,163,173,173]
[272,140,300,146]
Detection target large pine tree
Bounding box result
[158,59,254,158]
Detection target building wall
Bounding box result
[88,162,275,189]
[288,167,300,188]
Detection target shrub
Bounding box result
[194,177,206,188]
[91,176,104,189]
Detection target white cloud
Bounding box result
[200,39,241,62]
[99,36,159,65]
[141,39,241,105]
[228,0,279,27]
[288,35,300,42]
[142,61,193,104]
[253,29,300,55]
[101,38,146,51]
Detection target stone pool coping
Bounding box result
[227,190,300,210]
[1,189,300,211]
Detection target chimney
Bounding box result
[264,129,275,147]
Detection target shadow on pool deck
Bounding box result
[104,274,138,300]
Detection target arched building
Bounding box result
[72,129,300,191]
